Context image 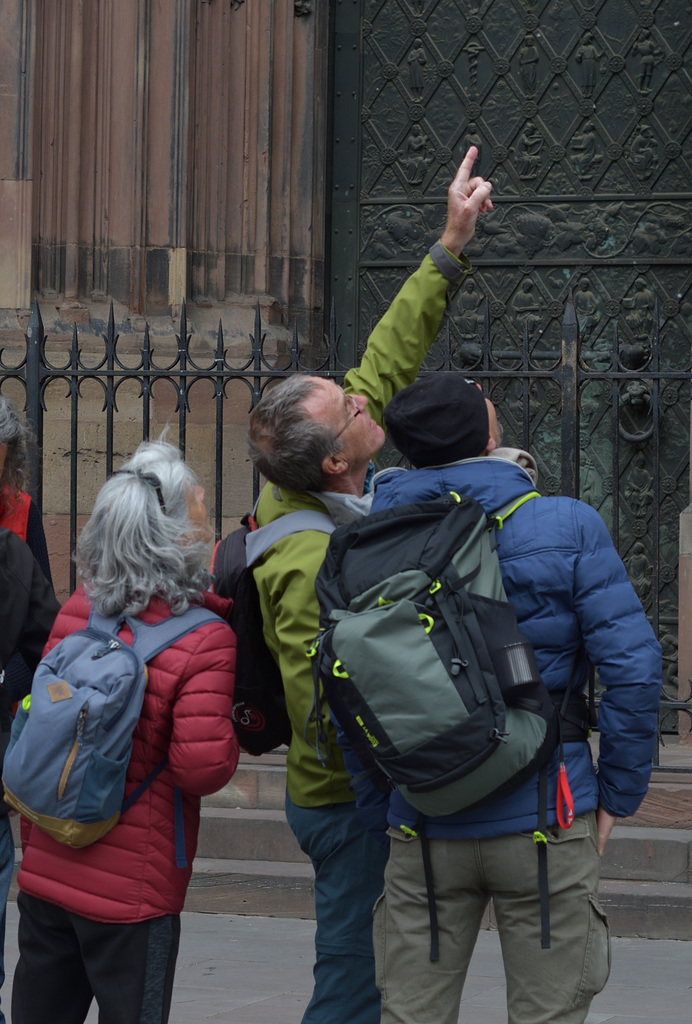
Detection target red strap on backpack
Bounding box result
[556,761,574,829]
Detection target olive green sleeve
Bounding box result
[344,247,470,428]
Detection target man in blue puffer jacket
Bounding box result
[355,374,662,1024]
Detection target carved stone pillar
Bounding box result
[32,0,191,314]
[0,0,34,309]
[189,0,327,336]
[2,0,328,333]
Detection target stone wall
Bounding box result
[0,0,327,601]
[0,0,328,338]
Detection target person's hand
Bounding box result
[596,804,617,854]
[439,146,493,257]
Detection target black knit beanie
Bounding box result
[384,374,489,467]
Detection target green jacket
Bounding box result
[253,247,469,807]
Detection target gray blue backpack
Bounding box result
[2,605,221,852]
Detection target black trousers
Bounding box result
[12,892,181,1024]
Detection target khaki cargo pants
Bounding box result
[374,811,610,1024]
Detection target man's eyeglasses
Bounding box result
[335,393,362,438]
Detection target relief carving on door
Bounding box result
[332,0,692,691]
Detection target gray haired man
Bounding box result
[246,150,493,1024]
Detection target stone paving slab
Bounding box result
[185,871,315,918]
[2,905,689,1023]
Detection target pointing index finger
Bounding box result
[455,146,479,185]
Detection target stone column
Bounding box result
[31,0,191,314]
[189,0,327,337]
[0,0,34,310]
[267,2,328,338]
[7,0,329,333]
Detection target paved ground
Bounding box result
[2,904,689,1023]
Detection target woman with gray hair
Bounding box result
[12,440,239,1024]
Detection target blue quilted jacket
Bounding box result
[345,455,662,841]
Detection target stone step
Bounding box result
[185,858,315,918]
[193,793,692,940]
[8,746,692,939]
[602,826,691,882]
[197,803,692,883]
[211,747,692,817]
[11,848,692,940]
[598,879,692,940]
[202,753,287,812]
[197,806,309,864]
[184,858,692,940]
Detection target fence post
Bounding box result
[24,300,44,509]
[250,302,265,502]
[213,319,225,539]
[560,292,579,498]
[679,400,692,744]
[177,300,189,455]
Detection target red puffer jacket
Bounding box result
[17,586,239,923]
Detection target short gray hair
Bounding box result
[0,394,36,511]
[247,376,344,492]
[76,440,211,617]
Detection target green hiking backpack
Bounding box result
[309,489,564,817]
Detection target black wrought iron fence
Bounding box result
[11,300,357,593]
[1,294,689,772]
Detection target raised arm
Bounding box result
[346,147,494,423]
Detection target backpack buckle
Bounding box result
[489,727,509,744]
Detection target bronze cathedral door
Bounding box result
[328,0,692,712]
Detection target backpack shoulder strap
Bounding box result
[491,490,541,529]
[244,510,335,567]
[129,608,224,663]
[211,526,249,598]
[87,607,123,637]
[87,606,224,664]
